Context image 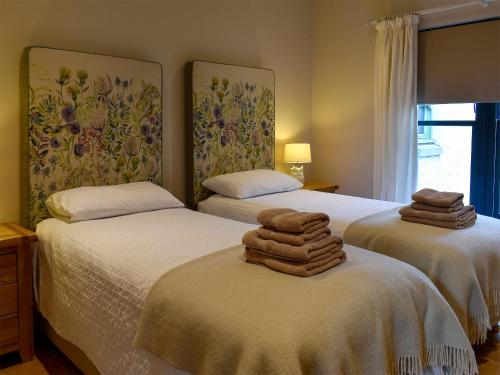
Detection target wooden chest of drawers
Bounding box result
[0,223,37,362]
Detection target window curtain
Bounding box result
[373,14,419,203]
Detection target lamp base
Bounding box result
[289,164,305,183]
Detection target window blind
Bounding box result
[417,19,500,104]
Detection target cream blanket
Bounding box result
[344,208,500,344]
[135,244,476,375]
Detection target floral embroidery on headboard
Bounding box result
[25,47,162,228]
[186,61,275,207]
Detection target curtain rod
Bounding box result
[366,0,496,26]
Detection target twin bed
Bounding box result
[25,57,499,375]
[198,186,500,345]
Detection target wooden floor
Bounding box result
[474,326,500,375]
[0,329,499,374]
[0,334,81,375]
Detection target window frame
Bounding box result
[494,110,500,219]
[418,120,476,127]
[417,103,500,218]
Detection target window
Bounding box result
[417,103,499,218]
[417,104,475,204]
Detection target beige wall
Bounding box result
[0,0,313,222]
[310,0,488,198]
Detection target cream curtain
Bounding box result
[373,14,419,203]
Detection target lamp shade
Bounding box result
[284,143,311,164]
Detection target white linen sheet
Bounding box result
[198,190,402,235]
[36,208,256,375]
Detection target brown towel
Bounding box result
[255,226,331,247]
[412,188,464,208]
[399,205,476,222]
[245,246,336,264]
[401,215,476,230]
[243,230,343,261]
[411,201,464,213]
[257,208,330,234]
[244,247,346,277]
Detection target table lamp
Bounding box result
[284,143,311,183]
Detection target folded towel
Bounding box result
[401,214,477,229]
[411,201,464,213]
[244,247,346,277]
[245,246,338,264]
[242,230,343,261]
[412,188,464,208]
[257,208,330,234]
[399,205,476,222]
[255,226,331,247]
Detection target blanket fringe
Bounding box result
[393,345,478,375]
[467,312,490,345]
[465,287,500,344]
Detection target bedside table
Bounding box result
[0,223,37,362]
[302,182,339,194]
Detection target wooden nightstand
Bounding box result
[0,223,37,362]
[302,182,339,194]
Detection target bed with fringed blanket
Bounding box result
[344,208,500,345]
[135,243,478,375]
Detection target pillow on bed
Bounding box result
[202,169,303,199]
[46,182,184,222]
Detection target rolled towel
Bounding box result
[401,214,476,229]
[242,230,343,261]
[257,208,330,234]
[244,247,346,277]
[412,188,464,208]
[256,226,331,247]
[399,205,476,222]
[411,201,464,213]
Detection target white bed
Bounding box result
[198,189,402,236]
[35,206,476,375]
[197,187,500,345]
[36,208,256,375]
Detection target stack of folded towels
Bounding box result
[399,188,477,229]
[242,208,346,277]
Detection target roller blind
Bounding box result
[417,19,500,104]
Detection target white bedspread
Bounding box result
[36,208,257,375]
[198,190,401,235]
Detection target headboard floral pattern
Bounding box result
[185,61,275,207]
[24,47,162,228]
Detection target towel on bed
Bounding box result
[400,205,477,229]
[244,247,346,277]
[256,208,329,234]
[411,201,464,213]
[401,215,477,229]
[255,226,331,246]
[242,229,343,261]
[344,207,500,344]
[400,205,475,221]
[412,188,464,208]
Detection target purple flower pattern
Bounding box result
[28,63,162,228]
[192,73,275,203]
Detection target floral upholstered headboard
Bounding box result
[22,47,163,228]
[185,61,275,208]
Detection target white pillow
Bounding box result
[202,169,303,199]
[46,182,184,222]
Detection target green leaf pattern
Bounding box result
[28,65,162,228]
[192,76,275,204]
